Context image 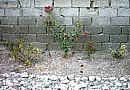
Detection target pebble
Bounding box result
[20,72,29,78]
[89,76,96,82]
[0,72,130,90]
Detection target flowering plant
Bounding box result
[44,6,88,58]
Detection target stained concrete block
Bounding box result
[111,17,129,25]
[72,0,90,7]
[54,0,71,7]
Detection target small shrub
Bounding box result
[86,42,96,58]
[111,44,126,59]
[12,38,41,67]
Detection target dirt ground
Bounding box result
[0,51,130,77]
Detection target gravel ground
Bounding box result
[0,51,130,77]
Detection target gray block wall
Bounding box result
[0,0,130,52]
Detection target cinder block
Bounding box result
[2,34,17,42]
[12,25,29,34]
[22,8,40,16]
[91,34,109,43]
[80,8,98,17]
[0,9,4,16]
[99,8,117,17]
[19,0,30,7]
[0,25,12,34]
[93,0,109,7]
[29,26,46,34]
[19,17,35,25]
[125,43,130,52]
[73,17,91,26]
[36,17,46,26]
[83,43,101,51]
[122,26,130,34]
[128,36,130,42]
[56,17,72,25]
[103,26,121,34]
[54,0,71,7]
[84,26,102,34]
[72,0,90,7]
[73,43,83,51]
[5,9,20,16]
[0,1,4,8]
[65,26,76,33]
[48,43,60,50]
[92,17,110,26]
[118,8,130,16]
[31,42,46,51]
[2,1,17,8]
[111,17,129,25]
[76,35,90,43]
[110,35,127,43]
[37,34,54,43]
[35,0,53,7]
[1,17,17,25]
[19,34,36,42]
[102,43,120,52]
[61,8,79,16]
[111,0,129,7]
[30,0,34,7]
[53,8,60,16]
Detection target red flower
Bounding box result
[82,32,88,36]
[44,6,54,13]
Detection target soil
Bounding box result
[0,51,130,77]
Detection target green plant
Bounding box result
[44,6,87,58]
[12,38,41,67]
[86,42,96,58]
[111,44,126,59]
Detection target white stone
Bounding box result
[20,72,29,78]
[108,77,116,81]
[95,76,102,81]
[128,82,130,89]
[74,83,87,90]
[2,73,10,78]
[89,76,95,82]
[59,84,68,90]
[36,75,45,79]
[10,72,16,75]
[61,80,70,84]
[67,75,75,80]
[115,82,122,87]
[119,77,128,81]
[49,75,59,81]
[68,81,77,87]
[81,76,88,81]
[20,81,25,85]
[102,85,109,90]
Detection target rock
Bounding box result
[61,80,70,84]
[68,81,76,87]
[2,73,10,78]
[128,82,130,89]
[49,75,59,81]
[81,76,88,81]
[115,82,122,87]
[89,76,95,82]
[108,77,116,81]
[119,77,128,81]
[95,76,102,81]
[74,83,87,90]
[67,75,75,80]
[102,85,109,90]
[20,72,29,78]
[59,84,68,90]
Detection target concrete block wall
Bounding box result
[0,0,130,52]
